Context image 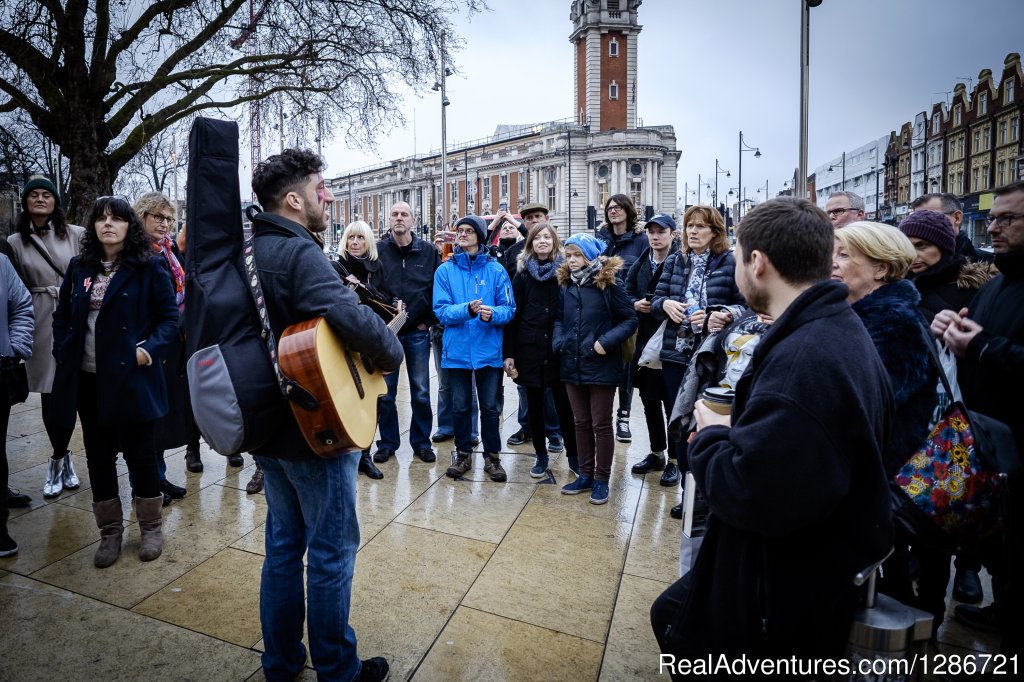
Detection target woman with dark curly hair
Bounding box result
[50,196,179,568]
[8,176,86,499]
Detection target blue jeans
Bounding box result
[516,384,561,436]
[256,454,361,681]
[378,329,433,452]
[450,367,502,454]
[431,327,478,440]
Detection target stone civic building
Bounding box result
[325,0,679,246]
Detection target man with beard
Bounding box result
[375,201,440,464]
[248,149,402,681]
[650,197,893,675]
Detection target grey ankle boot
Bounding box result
[92,498,124,568]
[134,496,164,561]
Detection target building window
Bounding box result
[998,160,1007,186]
[982,164,990,189]
[979,92,988,115]
[483,177,490,201]
[500,173,508,198]
[547,168,557,184]
[954,105,962,126]
[630,181,642,209]
[984,126,991,150]
[958,138,965,158]
[1012,116,1020,141]
[1007,80,1016,104]
[547,185,556,212]
[933,116,940,134]
[609,38,619,57]
[972,167,979,191]
[948,171,955,193]
[949,140,956,159]
[451,182,457,207]
[518,170,526,198]
[599,182,609,209]
[609,80,619,100]
[1001,121,1008,145]
[974,130,981,150]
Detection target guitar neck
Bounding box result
[386,311,407,334]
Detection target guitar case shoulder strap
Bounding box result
[242,231,320,412]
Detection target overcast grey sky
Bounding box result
[319,0,1024,204]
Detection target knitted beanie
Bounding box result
[899,210,955,255]
[21,176,60,210]
[564,233,605,261]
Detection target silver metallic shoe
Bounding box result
[61,450,80,489]
[43,457,64,498]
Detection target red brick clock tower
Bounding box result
[569,0,642,131]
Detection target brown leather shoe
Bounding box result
[484,454,507,482]
[446,452,472,479]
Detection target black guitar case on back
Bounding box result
[183,117,285,455]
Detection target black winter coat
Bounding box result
[651,249,746,366]
[909,254,993,321]
[250,214,404,458]
[50,255,179,429]
[553,257,638,386]
[597,223,649,279]
[376,232,440,334]
[669,281,893,664]
[493,237,525,284]
[956,231,995,264]
[852,279,938,477]
[503,259,562,388]
[958,251,1024,450]
[625,243,678,353]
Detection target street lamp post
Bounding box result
[737,131,761,222]
[798,0,822,198]
[715,159,731,214]
[828,151,846,191]
[432,32,451,224]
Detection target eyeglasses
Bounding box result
[826,207,859,219]
[146,212,175,225]
[606,205,624,213]
[985,213,1024,227]
[455,228,475,236]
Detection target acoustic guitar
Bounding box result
[278,310,405,456]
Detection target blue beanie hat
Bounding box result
[564,233,605,262]
[454,215,488,247]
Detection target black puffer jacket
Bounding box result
[503,257,562,388]
[650,249,746,366]
[851,279,937,477]
[909,254,994,321]
[597,223,649,278]
[553,257,638,386]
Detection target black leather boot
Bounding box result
[359,450,384,479]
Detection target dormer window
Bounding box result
[954,105,962,126]
[1007,80,1016,104]
[979,92,988,115]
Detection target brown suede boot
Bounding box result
[134,496,164,561]
[92,498,124,568]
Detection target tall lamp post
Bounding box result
[715,159,731,213]
[828,151,846,191]
[737,131,761,222]
[798,0,822,198]
[431,32,451,224]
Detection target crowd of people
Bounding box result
[2,155,1021,679]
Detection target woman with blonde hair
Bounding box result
[8,177,86,498]
[503,222,578,477]
[333,220,397,480]
[832,221,948,634]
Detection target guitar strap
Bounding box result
[242,233,319,411]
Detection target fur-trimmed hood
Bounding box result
[556,255,624,289]
[957,258,998,288]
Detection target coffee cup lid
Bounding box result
[701,386,735,404]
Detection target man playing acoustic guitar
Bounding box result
[249,149,403,682]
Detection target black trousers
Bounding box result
[76,371,159,502]
[0,401,11,531]
[40,392,74,459]
[635,366,669,453]
[525,383,576,459]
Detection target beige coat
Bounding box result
[9,224,86,393]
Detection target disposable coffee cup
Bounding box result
[701,386,734,416]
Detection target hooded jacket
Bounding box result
[553,256,638,386]
[852,279,938,477]
[433,246,515,370]
[909,254,995,321]
[597,222,650,278]
[666,280,893,664]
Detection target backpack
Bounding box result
[183,117,287,456]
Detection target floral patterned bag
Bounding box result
[890,336,1005,551]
